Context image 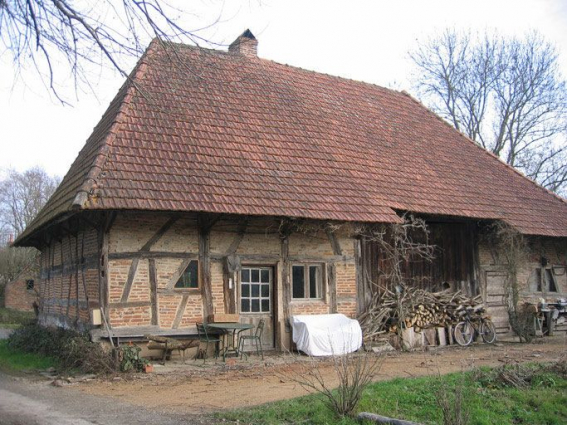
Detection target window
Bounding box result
[292,264,323,299]
[26,279,34,290]
[543,269,558,292]
[175,260,199,289]
[530,268,558,292]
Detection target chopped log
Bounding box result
[358,286,486,343]
[358,412,422,425]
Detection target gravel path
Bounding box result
[0,373,215,425]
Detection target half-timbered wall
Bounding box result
[37,227,100,330]
[105,212,358,349]
[479,235,567,334]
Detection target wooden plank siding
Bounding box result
[360,222,478,299]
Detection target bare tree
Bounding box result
[0,167,58,305]
[0,0,231,102]
[0,167,60,237]
[410,30,567,195]
[0,246,38,300]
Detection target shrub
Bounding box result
[284,350,382,418]
[435,373,470,425]
[8,323,118,374]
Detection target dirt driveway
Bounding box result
[77,336,566,415]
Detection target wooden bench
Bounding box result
[145,335,198,364]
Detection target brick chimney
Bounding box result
[228,29,258,58]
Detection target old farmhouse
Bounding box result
[15,31,567,350]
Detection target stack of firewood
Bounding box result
[358,287,485,342]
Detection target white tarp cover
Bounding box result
[291,314,363,356]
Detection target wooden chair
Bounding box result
[238,319,265,360]
[196,323,222,362]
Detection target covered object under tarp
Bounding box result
[291,314,363,356]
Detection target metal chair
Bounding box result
[238,319,265,360]
[196,322,221,362]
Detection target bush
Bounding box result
[473,362,560,389]
[284,350,382,418]
[8,323,118,374]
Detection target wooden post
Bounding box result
[98,212,115,326]
[149,258,158,326]
[224,218,247,314]
[354,238,365,316]
[281,235,291,332]
[198,214,218,320]
[327,264,337,313]
[325,225,341,314]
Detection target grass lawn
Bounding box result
[0,339,58,372]
[217,365,567,425]
[0,307,35,326]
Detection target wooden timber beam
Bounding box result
[172,294,189,329]
[119,214,179,309]
[149,258,158,326]
[140,215,180,251]
[354,237,365,316]
[326,225,344,314]
[109,252,199,260]
[198,214,216,320]
[223,218,248,313]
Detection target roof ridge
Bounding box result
[71,44,156,210]
[163,40,403,98]
[399,90,567,207]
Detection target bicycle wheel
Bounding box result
[454,321,474,346]
[480,319,496,343]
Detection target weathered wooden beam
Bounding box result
[281,235,291,330]
[198,213,222,234]
[108,251,199,260]
[288,255,354,263]
[172,294,189,329]
[326,226,343,256]
[140,215,179,251]
[120,258,140,303]
[198,218,214,320]
[226,218,248,255]
[165,257,193,291]
[327,263,337,313]
[149,258,158,326]
[40,255,99,279]
[354,238,365,316]
[99,213,114,321]
[108,301,151,308]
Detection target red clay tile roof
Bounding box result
[16,38,567,243]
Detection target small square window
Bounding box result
[26,280,35,290]
[175,260,199,289]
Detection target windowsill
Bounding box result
[291,299,326,304]
[172,288,201,294]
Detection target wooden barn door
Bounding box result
[484,271,511,334]
[239,266,275,350]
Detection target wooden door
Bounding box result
[484,271,510,334]
[239,266,275,350]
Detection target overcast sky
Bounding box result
[1,0,566,178]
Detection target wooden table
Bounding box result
[207,323,253,360]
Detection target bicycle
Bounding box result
[453,307,496,346]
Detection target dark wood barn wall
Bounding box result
[361,222,478,299]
